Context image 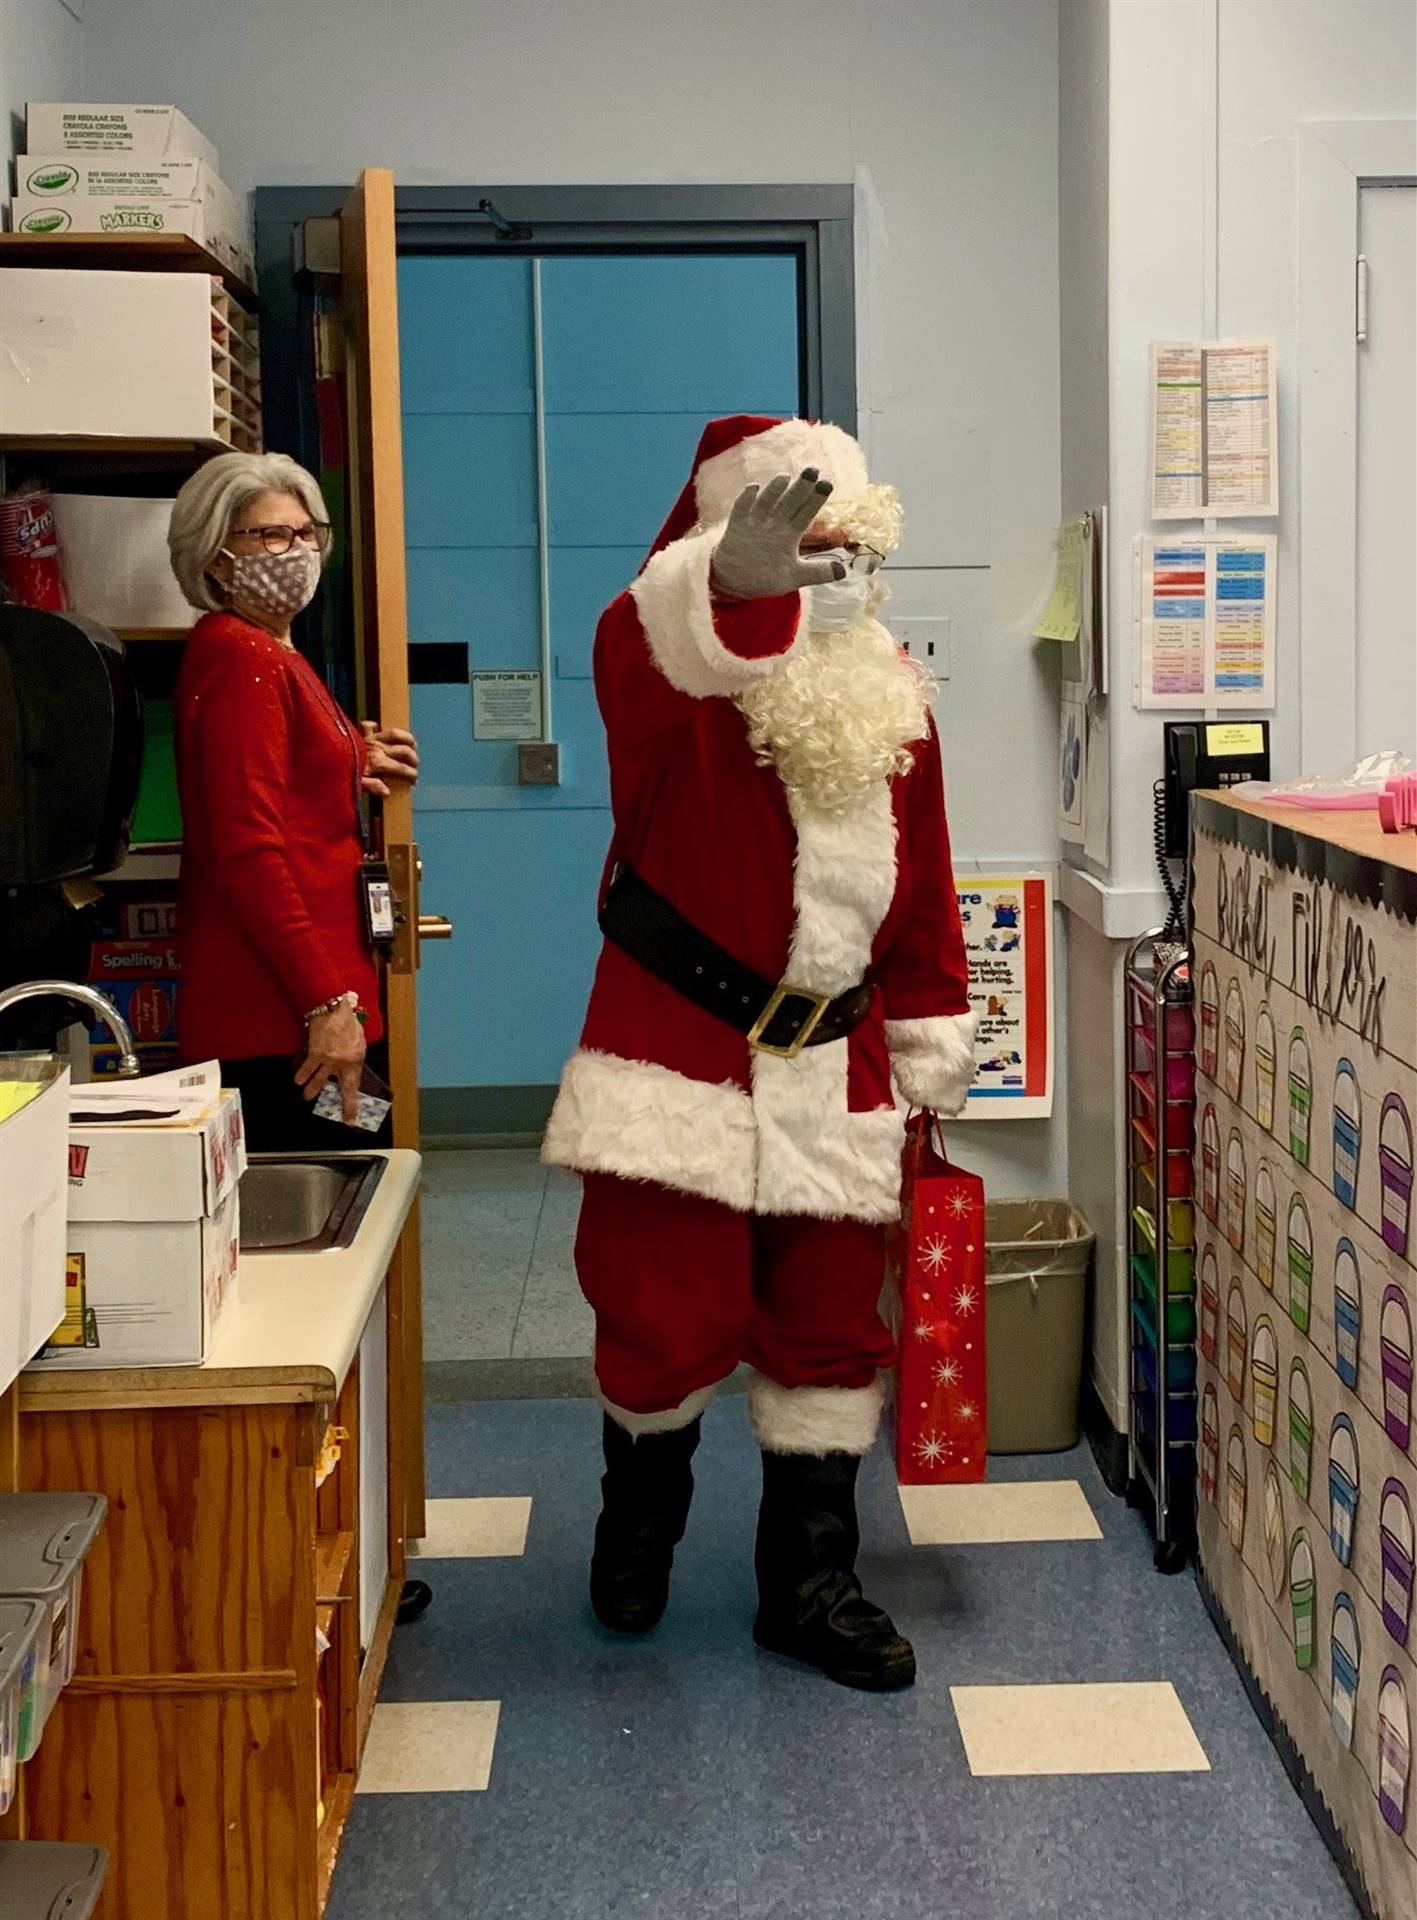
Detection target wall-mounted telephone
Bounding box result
[1161,722,1271,858]
[1152,721,1271,937]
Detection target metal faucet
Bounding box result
[0,979,141,1077]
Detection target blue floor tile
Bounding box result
[328,1398,1357,1920]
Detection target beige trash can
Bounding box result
[985,1200,1095,1454]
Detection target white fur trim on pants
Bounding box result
[747,1370,885,1457]
[630,526,804,700]
[601,1380,720,1437]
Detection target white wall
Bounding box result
[81,0,1070,1195]
[1,0,85,145]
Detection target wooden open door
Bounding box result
[338,168,431,1538]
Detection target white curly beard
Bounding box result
[737,614,932,816]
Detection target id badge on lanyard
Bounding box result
[360,857,397,948]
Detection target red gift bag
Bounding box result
[890,1113,988,1484]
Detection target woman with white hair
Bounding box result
[168,451,418,1147]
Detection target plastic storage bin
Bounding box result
[0,1841,108,1919]
[0,1601,45,1817]
[0,1493,106,1760]
[984,1201,1095,1453]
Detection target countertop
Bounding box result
[20,1149,422,1413]
[1195,789,1417,876]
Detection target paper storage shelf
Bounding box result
[0,267,262,451]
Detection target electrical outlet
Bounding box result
[894,617,951,678]
[518,741,561,786]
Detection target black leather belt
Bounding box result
[598,865,875,1060]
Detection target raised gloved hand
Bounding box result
[710,468,847,601]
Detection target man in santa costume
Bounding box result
[544,414,976,1691]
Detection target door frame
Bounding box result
[255,182,858,493]
[1297,118,1417,770]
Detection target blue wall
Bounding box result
[400,251,801,1088]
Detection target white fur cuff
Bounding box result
[630,527,802,700]
[748,1371,884,1457]
[601,1380,720,1436]
[886,1012,980,1117]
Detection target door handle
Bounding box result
[417,915,454,942]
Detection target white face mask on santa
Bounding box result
[806,570,873,632]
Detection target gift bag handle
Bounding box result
[905,1107,955,1178]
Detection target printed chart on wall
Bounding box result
[957,873,1053,1120]
[1150,339,1278,519]
[1135,534,1277,710]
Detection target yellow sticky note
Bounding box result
[1205,723,1265,756]
[0,1081,42,1125]
[1033,516,1086,644]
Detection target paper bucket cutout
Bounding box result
[1251,1318,1279,1447]
[1200,1384,1220,1504]
[1201,1106,1221,1221]
[1263,1461,1287,1599]
[1331,1595,1361,1750]
[1255,1163,1278,1292]
[1378,1667,1410,1836]
[1256,1003,1277,1133]
[1223,979,1246,1101]
[1334,1240,1362,1389]
[1290,1530,1317,1670]
[1380,1480,1414,1649]
[1227,1283,1249,1403]
[1288,1193,1314,1334]
[1200,1246,1220,1363]
[1289,1360,1314,1501]
[1227,1425,1248,1550]
[1289,1029,1313,1166]
[1225,1129,1248,1255]
[1327,1414,1360,1569]
[1379,1095,1413,1257]
[1200,964,1220,1080]
[1381,1286,1414,1449]
[1332,1060,1362,1210]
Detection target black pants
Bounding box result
[221,1046,394,1153]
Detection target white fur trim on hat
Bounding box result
[694,421,870,529]
[600,1380,720,1436]
[542,1049,758,1213]
[885,1012,981,1117]
[748,1371,885,1457]
[630,525,804,700]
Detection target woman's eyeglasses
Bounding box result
[229,521,334,556]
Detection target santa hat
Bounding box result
[642,414,870,568]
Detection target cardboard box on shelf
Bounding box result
[0,1060,69,1395]
[31,1181,240,1370]
[10,189,254,283]
[25,103,220,173]
[66,1082,244,1225]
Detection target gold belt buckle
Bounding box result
[747,983,833,1060]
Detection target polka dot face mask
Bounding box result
[222,542,323,621]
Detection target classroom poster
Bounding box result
[957,873,1054,1120]
[1191,799,1416,1920]
[1136,534,1277,710]
[1150,338,1278,519]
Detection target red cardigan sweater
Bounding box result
[174,612,383,1062]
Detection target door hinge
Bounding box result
[1356,254,1369,343]
[299,216,342,277]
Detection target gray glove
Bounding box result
[709,468,848,601]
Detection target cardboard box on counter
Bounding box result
[32,1182,240,1370]
[25,103,220,172]
[66,1082,243,1225]
[0,1060,68,1395]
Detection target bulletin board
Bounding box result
[1190,796,1416,1920]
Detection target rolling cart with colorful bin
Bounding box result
[1190,791,1416,1919]
[1125,934,1198,1574]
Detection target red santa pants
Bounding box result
[575,1174,897,1430]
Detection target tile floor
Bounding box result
[328,1392,1360,1920]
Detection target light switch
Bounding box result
[894,617,951,678]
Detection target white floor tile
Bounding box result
[898,1478,1102,1546]
[409,1496,532,1560]
[357,1700,501,1794]
[951,1682,1210,1778]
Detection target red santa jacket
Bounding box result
[543,417,975,1225]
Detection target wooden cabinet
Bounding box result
[9,1152,420,1918]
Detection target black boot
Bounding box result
[752,1449,916,1691]
[590,1414,701,1633]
